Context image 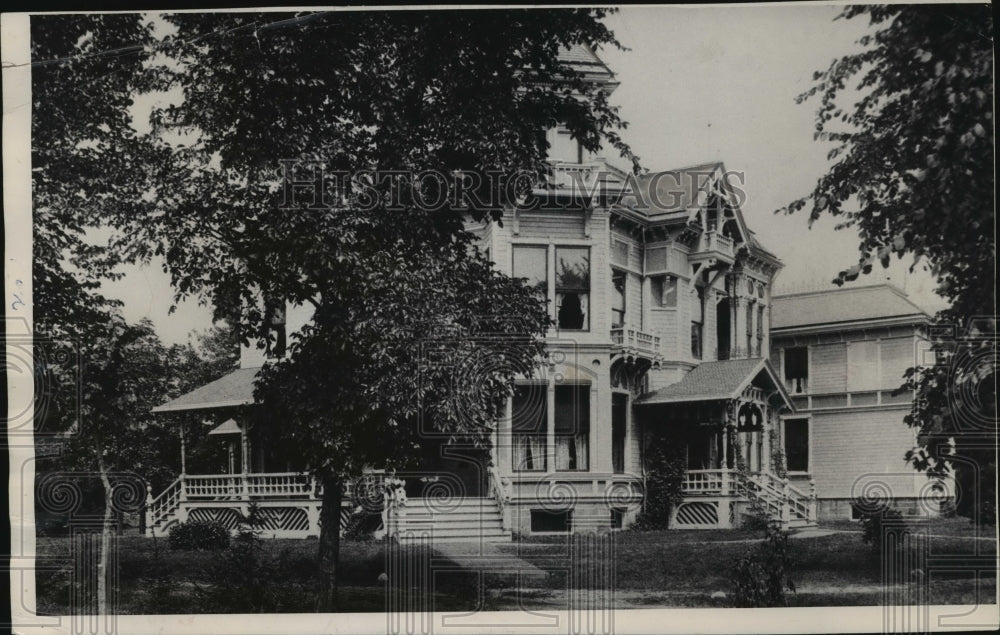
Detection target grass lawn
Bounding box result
[34,518,996,613]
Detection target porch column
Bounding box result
[762,409,771,473]
[547,381,556,473]
[731,296,743,359]
[178,423,187,502]
[240,421,250,502]
[720,426,728,469]
[179,423,187,475]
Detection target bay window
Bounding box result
[555,247,590,330]
[555,384,589,471]
[512,384,546,472]
[512,245,548,301]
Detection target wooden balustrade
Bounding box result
[610,327,662,358]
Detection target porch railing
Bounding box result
[682,469,817,526]
[182,473,316,500]
[682,469,738,495]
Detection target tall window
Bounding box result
[264,298,287,359]
[555,247,590,330]
[784,418,809,472]
[512,245,548,302]
[784,347,809,394]
[611,270,626,328]
[512,384,546,472]
[555,385,589,471]
[756,305,765,357]
[651,275,678,308]
[612,394,627,474]
[691,285,705,359]
[746,301,754,357]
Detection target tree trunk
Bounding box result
[316,473,342,611]
[98,458,113,615]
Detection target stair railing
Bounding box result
[147,478,183,533]
[487,464,511,519]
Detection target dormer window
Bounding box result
[264,298,287,359]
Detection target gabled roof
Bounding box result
[618,161,723,219]
[559,43,618,88]
[635,358,793,408]
[207,418,242,435]
[771,284,930,332]
[151,367,259,413]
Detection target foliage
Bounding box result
[740,501,772,531]
[730,522,796,608]
[859,507,907,554]
[168,519,231,551]
[34,9,636,605]
[768,428,787,479]
[782,4,995,524]
[633,441,687,530]
[342,508,384,543]
[198,505,286,612]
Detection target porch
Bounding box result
[145,468,513,542]
[636,357,817,529]
[678,468,816,529]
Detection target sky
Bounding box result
[99,5,949,346]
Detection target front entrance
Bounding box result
[406,438,487,499]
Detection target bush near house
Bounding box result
[859,508,907,553]
[731,522,796,607]
[632,442,686,530]
[168,519,231,551]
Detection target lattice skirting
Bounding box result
[188,507,310,532]
[673,501,719,527]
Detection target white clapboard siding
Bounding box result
[810,343,847,394]
[811,407,920,499]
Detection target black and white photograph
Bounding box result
[3,3,997,633]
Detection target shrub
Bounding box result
[740,500,772,531]
[633,442,686,530]
[731,521,795,607]
[342,508,383,542]
[168,519,230,551]
[860,508,906,553]
[197,504,294,612]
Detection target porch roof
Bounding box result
[151,367,259,413]
[634,358,793,408]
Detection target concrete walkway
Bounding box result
[432,541,549,579]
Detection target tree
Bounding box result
[39,9,637,608]
[782,5,995,523]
